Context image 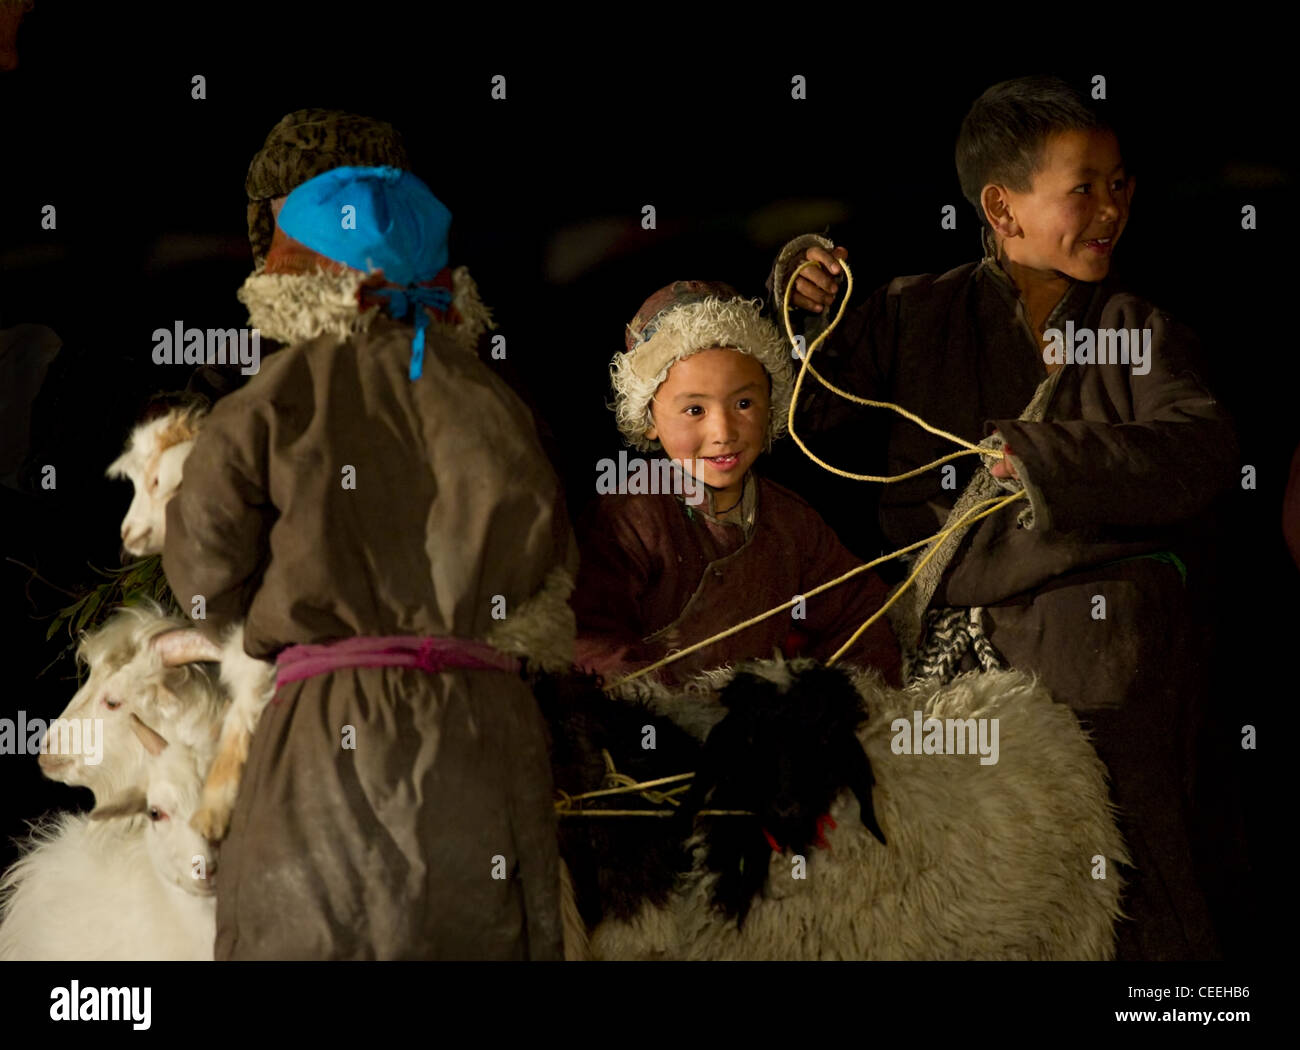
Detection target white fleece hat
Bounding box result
[611,280,793,452]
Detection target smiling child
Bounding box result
[571,281,899,686]
[774,76,1238,959]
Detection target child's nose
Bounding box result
[709,412,740,443]
[1097,187,1126,221]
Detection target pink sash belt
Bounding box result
[275,635,520,692]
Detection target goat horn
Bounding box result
[152,629,222,665]
[129,712,169,756]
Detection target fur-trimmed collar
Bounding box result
[237,265,496,351]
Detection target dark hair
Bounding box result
[955,76,1113,228]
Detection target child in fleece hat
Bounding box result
[570,280,900,686]
[164,166,575,961]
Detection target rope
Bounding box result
[552,749,756,819]
[559,810,755,818]
[603,255,1023,691]
[825,490,1023,665]
[609,489,1023,685]
[781,258,1005,482]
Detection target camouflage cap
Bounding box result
[245,108,410,268]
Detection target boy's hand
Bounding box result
[990,440,1020,480]
[791,246,848,313]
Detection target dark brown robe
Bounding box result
[770,230,1239,960]
[164,315,573,960]
[571,472,901,687]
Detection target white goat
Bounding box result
[107,404,276,840]
[40,601,227,807]
[589,660,1131,961]
[0,714,217,961]
[106,402,207,558]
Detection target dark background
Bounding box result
[0,9,1287,960]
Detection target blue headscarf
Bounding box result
[278,165,453,380]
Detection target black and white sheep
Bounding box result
[588,658,1130,961]
[680,662,887,927]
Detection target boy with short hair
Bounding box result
[774,76,1236,959]
[571,281,900,687]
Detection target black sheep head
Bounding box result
[687,661,887,925]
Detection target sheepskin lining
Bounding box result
[237,265,494,353]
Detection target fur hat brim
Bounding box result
[611,296,793,452]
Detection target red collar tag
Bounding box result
[761,813,837,854]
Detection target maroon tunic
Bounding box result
[572,472,900,686]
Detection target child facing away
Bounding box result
[163,166,576,960]
[772,76,1238,959]
[570,280,901,687]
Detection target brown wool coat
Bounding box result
[571,473,901,687]
[771,232,1238,960]
[163,315,573,960]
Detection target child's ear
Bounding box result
[982,184,1019,238]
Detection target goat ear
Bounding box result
[841,737,887,846]
[688,710,751,811]
[152,629,222,666]
[105,451,133,480]
[90,787,149,821]
[129,712,169,756]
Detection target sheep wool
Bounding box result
[592,659,1130,961]
[0,812,215,961]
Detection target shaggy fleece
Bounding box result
[485,565,576,674]
[237,264,495,353]
[590,661,1130,960]
[0,812,215,961]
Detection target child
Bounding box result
[571,280,900,687]
[773,76,1237,959]
[163,166,575,960]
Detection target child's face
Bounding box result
[646,348,770,506]
[994,128,1134,283]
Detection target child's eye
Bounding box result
[736,398,753,410]
[684,405,703,417]
[1072,184,1091,194]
